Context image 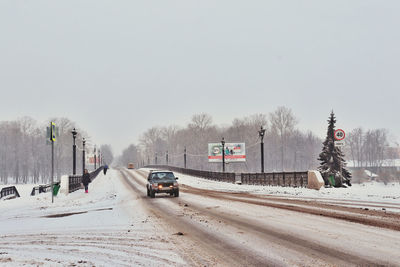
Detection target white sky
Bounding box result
[1,1,399,154]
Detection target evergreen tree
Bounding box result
[318,111,351,187]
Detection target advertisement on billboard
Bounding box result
[87,154,100,164]
[208,143,246,162]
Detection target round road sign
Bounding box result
[334,129,345,141]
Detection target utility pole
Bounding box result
[82,138,86,174]
[258,126,266,173]
[221,137,225,173]
[71,128,77,175]
[184,146,187,169]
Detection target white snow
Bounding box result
[1,168,400,265]
[139,168,400,212]
[364,169,379,178]
[0,170,186,266]
[167,170,400,201]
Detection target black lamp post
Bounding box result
[94,146,97,170]
[71,128,77,175]
[221,137,225,173]
[184,146,187,169]
[166,151,169,165]
[258,126,266,173]
[82,138,86,174]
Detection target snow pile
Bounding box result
[364,169,378,178]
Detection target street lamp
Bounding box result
[184,146,187,169]
[221,137,226,173]
[82,138,86,175]
[258,126,266,173]
[71,128,77,175]
[94,146,97,170]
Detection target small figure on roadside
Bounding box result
[103,164,109,175]
[82,169,91,193]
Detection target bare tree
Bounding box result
[131,110,323,173]
[269,106,298,171]
[347,128,364,167]
[0,117,100,185]
[100,144,114,165]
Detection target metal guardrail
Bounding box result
[31,182,60,196]
[145,165,236,183]
[0,186,20,199]
[144,165,308,187]
[69,166,104,193]
[240,172,308,187]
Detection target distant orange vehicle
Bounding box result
[127,163,134,169]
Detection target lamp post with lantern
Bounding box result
[258,126,266,173]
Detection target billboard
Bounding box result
[208,143,246,162]
[87,154,100,164]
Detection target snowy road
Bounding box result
[1,169,400,266]
[121,169,400,266]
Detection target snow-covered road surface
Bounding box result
[126,169,400,266]
[1,168,400,266]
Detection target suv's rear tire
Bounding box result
[147,188,150,197]
[150,190,155,198]
[174,190,179,197]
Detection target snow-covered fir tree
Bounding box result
[318,111,351,187]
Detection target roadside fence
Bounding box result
[144,165,308,187]
[31,182,61,196]
[0,186,20,199]
[69,166,104,193]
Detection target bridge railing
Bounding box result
[240,172,308,187]
[0,186,20,199]
[31,182,61,196]
[144,165,308,187]
[68,166,104,193]
[144,165,235,183]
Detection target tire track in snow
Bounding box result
[120,169,275,267]
[127,169,388,266]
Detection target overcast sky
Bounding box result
[1,1,399,154]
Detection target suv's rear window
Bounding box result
[151,172,175,179]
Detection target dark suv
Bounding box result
[146,170,179,198]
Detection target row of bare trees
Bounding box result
[132,107,322,173]
[0,117,113,184]
[346,128,394,169]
